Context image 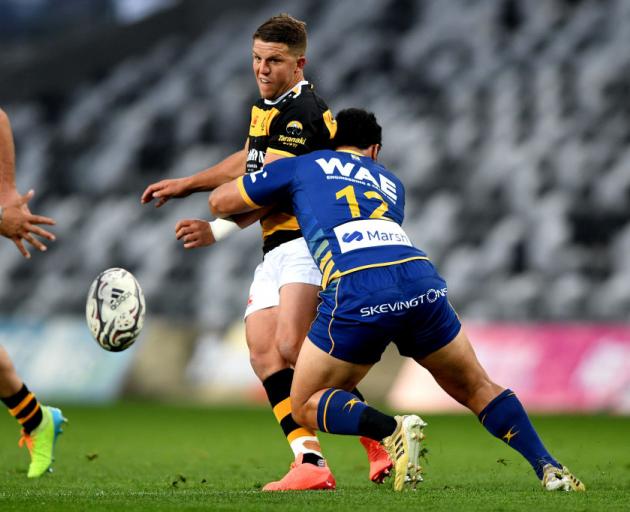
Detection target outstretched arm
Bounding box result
[141,140,248,207]
[0,108,17,201]
[0,108,56,258]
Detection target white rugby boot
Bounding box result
[382,414,427,491]
[541,464,586,492]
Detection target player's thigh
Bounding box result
[291,337,372,410]
[242,252,285,375]
[245,307,286,379]
[245,306,277,349]
[415,328,501,413]
[276,283,320,357]
[276,237,322,337]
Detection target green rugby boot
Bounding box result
[19,406,67,478]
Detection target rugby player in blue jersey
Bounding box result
[209,108,586,492]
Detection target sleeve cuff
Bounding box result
[266,148,296,157]
[236,176,261,209]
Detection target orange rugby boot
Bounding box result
[360,436,393,483]
[262,453,336,491]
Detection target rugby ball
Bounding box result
[86,267,146,352]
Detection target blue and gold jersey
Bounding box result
[246,81,336,254]
[238,149,428,287]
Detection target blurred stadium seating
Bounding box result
[1,0,630,331]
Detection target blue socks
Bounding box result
[317,388,367,434]
[316,388,397,440]
[479,389,560,478]
[316,387,561,476]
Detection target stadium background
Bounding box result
[1,0,629,414]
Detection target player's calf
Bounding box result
[314,387,424,491]
[479,389,585,489]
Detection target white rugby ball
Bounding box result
[86,267,146,352]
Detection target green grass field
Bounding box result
[0,403,628,511]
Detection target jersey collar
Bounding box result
[264,80,310,105]
[337,149,365,157]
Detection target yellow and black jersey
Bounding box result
[246,80,336,254]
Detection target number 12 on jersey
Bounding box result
[335,185,389,219]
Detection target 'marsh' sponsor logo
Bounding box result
[366,230,410,244]
[341,228,410,245]
[342,231,364,243]
[334,219,413,253]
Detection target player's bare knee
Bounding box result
[248,352,270,378]
[290,400,309,426]
[248,351,263,375]
[274,329,304,365]
[291,407,305,426]
[248,349,284,381]
[277,337,301,365]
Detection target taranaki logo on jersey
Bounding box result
[286,120,303,136]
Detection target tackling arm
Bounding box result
[210,156,293,219]
[219,151,283,224]
[209,179,258,219]
[207,151,286,226]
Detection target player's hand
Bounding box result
[141,178,191,208]
[175,219,216,249]
[0,189,56,259]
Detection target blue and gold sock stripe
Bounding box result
[317,388,340,433]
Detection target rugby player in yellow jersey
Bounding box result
[0,107,67,477]
[140,14,391,490]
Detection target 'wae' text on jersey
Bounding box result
[314,156,398,202]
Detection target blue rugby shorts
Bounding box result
[308,259,461,364]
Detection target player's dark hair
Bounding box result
[333,108,382,149]
[253,14,307,56]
